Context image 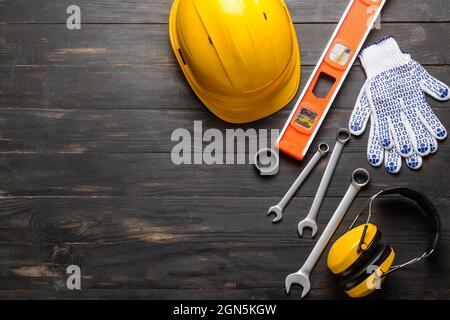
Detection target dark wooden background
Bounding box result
[0,0,448,300]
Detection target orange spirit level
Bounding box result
[277,0,386,160]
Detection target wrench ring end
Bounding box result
[318,142,330,156]
[352,168,370,188]
[337,128,351,145]
[254,148,280,176]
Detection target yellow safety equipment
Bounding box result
[327,224,381,275]
[327,224,396,298]
[169,0,301,123]
[327,188,441,299]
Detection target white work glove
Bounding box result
[349,37,449,173]
[367,113,437,173]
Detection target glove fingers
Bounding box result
[401,110,430,156]
[421,126,438,155]
[384,148,401,174]
[417,63,450,101]
[384,148,423,174]
[375,113,394,149]
[429,134,438,154]
[418,125,439,155]
[389,115,414,157]
[416,103,448,140]
[405,153,423,170]
[367,117,383,167]
[349,84,371,135]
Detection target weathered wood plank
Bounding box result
[0,196,447,299]
[0,197,450,299]
[1,24,448,67]
[0,152,448,197]
[0,196,447,244]
[1,64,449,110]
[0,107,448,154]
[0,240,447,300]
[1,0,449,301]
[0,0,448,23]
[0,286,447,300]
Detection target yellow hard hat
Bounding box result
[169,0,301,123]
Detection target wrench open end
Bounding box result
[297,218,318,238]
[285,272,310,299]
[267,206,283,223]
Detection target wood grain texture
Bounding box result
[0,0,449,300]
[0,197,448,300]
[0,0,449,23]
[0,152,448,197]
[1,24,449,67]
[0,107,448,154]
[1,65,449,110]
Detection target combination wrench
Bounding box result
[285,168,370,299]
[267,143,330,223]
[298,128,351,237]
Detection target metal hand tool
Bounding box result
[254,148,280,176]
[298,129,351,238]
[285,168,370,299]
[267,143,329,223]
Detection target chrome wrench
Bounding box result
[298,128,351,238]
[267,143,329,223]
[286,168,370,299]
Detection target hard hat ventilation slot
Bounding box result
[177,48,187,65]
[263,12,268,20]
[208,36,213,45]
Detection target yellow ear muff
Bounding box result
[344,247,395,298]
[327,224,397,298]
[328,188,441,299]
[327,224,379,275]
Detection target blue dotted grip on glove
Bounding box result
[349,37,449,174]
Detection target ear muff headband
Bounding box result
[349,187,441,276]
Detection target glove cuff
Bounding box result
[360,37,411,78]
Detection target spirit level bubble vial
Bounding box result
[277,0,386,160]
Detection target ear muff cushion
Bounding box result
[336,229,382,279]
[340,243,393,291]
